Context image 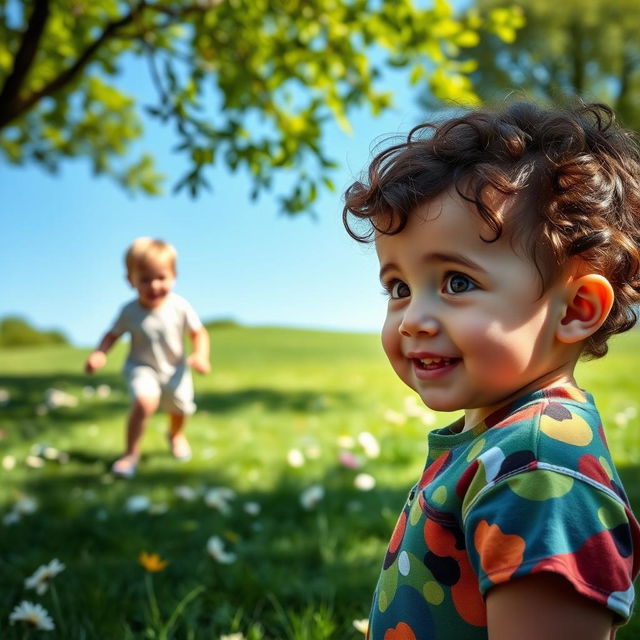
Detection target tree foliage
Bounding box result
[0,316,68,347]
[0,0,520,214]
[461,0,640,130]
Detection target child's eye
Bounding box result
[443,273,476,294]
[386,280,410,299]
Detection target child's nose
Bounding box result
[399,302,439,337]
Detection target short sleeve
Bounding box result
[180,298,203,333]
[109,306,129,337]
[464,468,638,621]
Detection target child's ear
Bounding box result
[556,274,614,344]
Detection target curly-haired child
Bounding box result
[343,102,640,639]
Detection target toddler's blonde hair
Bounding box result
[125,238,177,278]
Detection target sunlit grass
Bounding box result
[1,326,639,638]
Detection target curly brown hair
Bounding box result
[343,102,640,358]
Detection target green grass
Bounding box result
[1,326,639,638]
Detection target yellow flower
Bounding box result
[223,529,240,543]
[138,552,168,572]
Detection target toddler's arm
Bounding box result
[486,572,613,640]
[84,331,120,374]
[186,327,211,374]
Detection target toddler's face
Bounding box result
[129,261,176,309]
[376,189,575,429]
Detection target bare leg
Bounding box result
[112,396,159,476]
[168,413,191,460]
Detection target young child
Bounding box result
[343,102,640,639]
[85,238,210,478]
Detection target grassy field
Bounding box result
[1,325,640,638]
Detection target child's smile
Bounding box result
[410,352,460,378]
[376,189,578,430]
[129,263,176,309]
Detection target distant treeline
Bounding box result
[203,317,241,330]
[0,316,69,348]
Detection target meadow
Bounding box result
[1,325,640,639]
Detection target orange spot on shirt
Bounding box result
[384,622,417,640]
[474,520,526,583]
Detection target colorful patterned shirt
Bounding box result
[368,385,640,640]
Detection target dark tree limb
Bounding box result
[0,0,51,127]
[0,1,215,130]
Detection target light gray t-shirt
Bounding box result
[110,293,203,379]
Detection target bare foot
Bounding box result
[167,432,192,461]
[111,455,138,478]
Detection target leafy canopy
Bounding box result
[0,0,520,214]
[460,0,640,130]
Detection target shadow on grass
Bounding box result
[0,372,129,424]
[0,373,356,426]
[0,461,408,639]
[195,387,353,414]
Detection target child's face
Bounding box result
[376,189,576,427]
[129,260,176,309]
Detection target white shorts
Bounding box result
[125,364,196,415]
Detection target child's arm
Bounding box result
[186,327,210,374]
[84,331,120,374]
[486,573,613,640]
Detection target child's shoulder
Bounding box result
[480,385,622,494]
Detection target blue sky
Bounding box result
[1,59,429,347]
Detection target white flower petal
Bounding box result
[357,431,380,459]
[383,409,406,425]
[9,601,55,631]
[26,455,45,468]
[287,448,305,468]
[353,618,369,634]
[125,495,151,513]
[243,501,261,516]
[206,536,237,564]
[14,496,38,514]
[354,473,376,491]
[300,484,325,510]
[174,485,197,501]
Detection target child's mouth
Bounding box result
[415,356,457,370]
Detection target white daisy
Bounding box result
[96,384,111,398]
[44,388,78,409]
[204,487,235,514]
[9,601,55,630]
[220,633,246,640]
[2,455,16,470]
[300,484,325,510]
[14,496,38,515]
[357,431,380,459]
[174,485,198,501]
[353,618,369,634]
[3,510,21,526]
[286,448,305,468]
[354,473,376,491]
[26,455,45,469]
[206,536,237,564]
[25,558,66,595]
[383,409,406,425]
[243,501,261,516]
[125,495,151,513]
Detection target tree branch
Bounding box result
[0,1,215,130]
[0,0,50,128]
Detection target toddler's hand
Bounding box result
[85,351,107,374]
[187,353,211,375]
